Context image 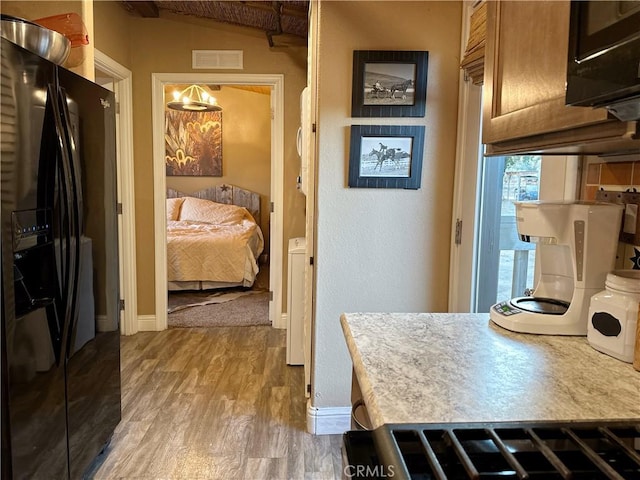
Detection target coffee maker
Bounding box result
[490,201,623,335]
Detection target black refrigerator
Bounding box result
[1,37,121,479]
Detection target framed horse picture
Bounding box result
[351,50,429,117]
[348,125,425,189]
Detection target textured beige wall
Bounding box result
[124,12,306,314]
[312,1,462,408]
[164,85,272,249]
[93,1,132,69]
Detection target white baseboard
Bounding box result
[138,315,158,331]
[306,401,351,435]
[96,315,109,332]
[273,313,287,330]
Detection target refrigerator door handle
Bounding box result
[57,86,82,355]
[46,83,72,365]
[49,83,80,359]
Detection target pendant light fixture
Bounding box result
[167,84,222,112]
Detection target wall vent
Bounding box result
[192,50,244,70]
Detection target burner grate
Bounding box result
[371,421,640,480]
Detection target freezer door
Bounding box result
[56,67,121,479]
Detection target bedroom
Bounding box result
[163,83,272,327]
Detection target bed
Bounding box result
[166,185,264,291]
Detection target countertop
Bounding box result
[340,312,640,429]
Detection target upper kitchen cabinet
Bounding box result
[482,1,637,156]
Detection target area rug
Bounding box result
[167,289,270,328]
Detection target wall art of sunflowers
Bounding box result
[165,110,222,176]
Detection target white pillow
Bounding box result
[179,197,251,225]
[166,197,185,221]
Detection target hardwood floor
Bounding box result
[87,326,343,479]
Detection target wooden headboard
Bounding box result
[167,184,261,222]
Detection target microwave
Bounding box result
[566,0,640,121]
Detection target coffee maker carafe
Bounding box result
[490,201,623,335]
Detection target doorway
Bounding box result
[94,50,138,335]
[151,73,285,331]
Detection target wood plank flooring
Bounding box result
[87,326,343,479]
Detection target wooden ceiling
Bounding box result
[121,1,309,46]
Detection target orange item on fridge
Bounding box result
[34,13,89,47]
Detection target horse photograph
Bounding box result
[359,135,413,178]
[363,62,417,106]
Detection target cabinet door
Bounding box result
[482,0,609,146]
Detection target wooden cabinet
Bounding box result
[482,1,637,156]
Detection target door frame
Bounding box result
[151,73,285,331]
[448,1,484,313]
[94,50,138,335]
[448,77,482,313]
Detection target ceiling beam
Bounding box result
[241,1,308,19]
[122,1,159,18]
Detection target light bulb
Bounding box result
[172,90,180,101]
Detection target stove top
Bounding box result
[343,420,640,479]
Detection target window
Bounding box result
[474,156,540,312]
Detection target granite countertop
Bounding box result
[341,312,640,429]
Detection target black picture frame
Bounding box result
[351,50,429,118]
[348,125,425,189]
